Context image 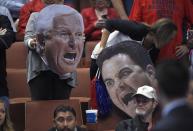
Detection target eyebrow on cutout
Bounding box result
[118,67,132,77]
[103,78,112,84]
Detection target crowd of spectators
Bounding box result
[0,0,193,131]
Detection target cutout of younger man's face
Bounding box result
[102,53,155,117]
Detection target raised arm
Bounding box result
[24,12,39,49]
[105,19,149,41]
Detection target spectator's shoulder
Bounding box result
[47,127,55,131]
[0,5,8,11]
[116,119,133,131]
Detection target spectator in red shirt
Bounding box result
[18,0,44,40]
[81,0,118,41]
[129,0,193,64]
[18,0,75,40]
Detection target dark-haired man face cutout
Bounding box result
[102,54,155,117]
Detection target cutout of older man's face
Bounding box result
[38,14,84,76]
[46,14,84,75]
[102,53,155,117]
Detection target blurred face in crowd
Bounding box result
[43,14,84,75]
[102,54,155,117]
[91,0,108,10]
[134,95,157,118]
[54,111,76,131]
[42,0,63,4]
[0,102,5,126]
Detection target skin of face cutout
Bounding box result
[42,14,84,75]
[102,53,155,117]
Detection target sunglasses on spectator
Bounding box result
[134,95,152,104]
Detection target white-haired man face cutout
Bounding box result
[36,5,85,76]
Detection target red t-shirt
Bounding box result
[18,0,75,37]
[18,0,44,36]
[81,8,118,41]
[129,0,193,61]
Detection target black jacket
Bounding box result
[153,104,193,131]
[48,126,87,131]
[0,15,15,97]
[116,116,148,131]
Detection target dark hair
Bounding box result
[155,59,189,98]
[0,100,14,131]
[150,18,177,44]
[97,40,153,72]
[53,105,76,118]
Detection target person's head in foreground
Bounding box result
[52,105,77,131]
[0,99,14,131]
[155,59,189,106]
[144,18,177,49]
[97,41,157,117]
[35,5,85,76]
[133,85,158,121]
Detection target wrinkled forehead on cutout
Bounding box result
[35,4,84,34]
[53,13,84,32]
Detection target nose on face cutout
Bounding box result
[35,5,84,76]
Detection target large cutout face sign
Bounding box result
[102,54,153,117]
[97,41,157,117]
[35,5,84,76]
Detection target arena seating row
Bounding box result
[10,99,82,131]
[6,41,122,131]
[25,100,83,131]
[10,99,124,131]
[7,68,90,99]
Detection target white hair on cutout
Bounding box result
[35,4,84,34]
